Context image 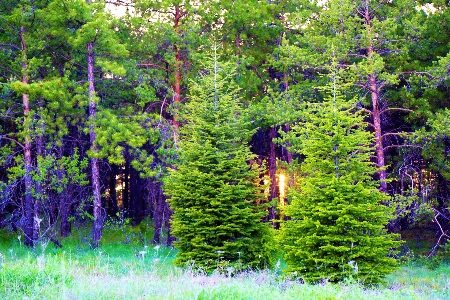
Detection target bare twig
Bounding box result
[428,208,450,257]
[380,107,414,115]
[0,136,25,149]
[383,144,423,151]
[401,71,434,79]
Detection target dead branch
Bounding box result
[428,208,450,257]
[137,63,171,72]
[381,132,412,140]
[380,107,414,115]
[0,136,25,149]
[383,144,423,151]
[401,71,434,79]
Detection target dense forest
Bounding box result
[1,0,449,283]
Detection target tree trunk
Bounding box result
[369,73,388,192]
[123,160,130,216]
[364,5,388,192]
[108,164,118,216]
[152,181,163,244]
[60,190,72,237]
[268,126,278,224]
[130,166,143,224]
[33,130,44,242]
[166,204,175,247]
[172,5,182,143]
[20,25,34,247]
[58,147,71,237]
[87,40,102,246]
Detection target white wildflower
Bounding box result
[348,260,358,274]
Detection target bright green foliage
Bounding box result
[164,49,274,272]
[279,66,401,284]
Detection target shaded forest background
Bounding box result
[0,0,449,261]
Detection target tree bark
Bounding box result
[108,164,118,216]
[172,5,182,143]
[268,126,278,224]
[87,40,102,246]
[33,129,44,242]
[364,4,388,192]
[58,146,71,237]
[20,25,34,247]
[130,166,143,224]
[152,181,163,244]
[123,159,130,216]
[369,73,388,192]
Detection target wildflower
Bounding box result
[348,260,358,274]
[275,260,281,269]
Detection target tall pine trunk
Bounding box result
[87,40,102,246]
[123,160,130,216]
[107,164,118,217]
[364,5,387,192]
[59,147,71,237]
[20,24,34,247]
[130,167,143,224]
[369,73,387,192]
[268,126,278,224]
[33,127,44,242]
[152,181,164,244]
[172,5,182,142]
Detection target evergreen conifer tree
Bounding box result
[279,63,401,284]
[163,47,274,272]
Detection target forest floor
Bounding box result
[0,226,449,299]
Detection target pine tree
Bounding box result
[279,63,401,284]
[277,0,422,192]
[42,0,129,245]
[163,47,274,272]
[0,0,70,246]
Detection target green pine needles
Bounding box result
[279,65,401,284]
[163,48,274,273]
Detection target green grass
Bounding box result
[1,228,449,299]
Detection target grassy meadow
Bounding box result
[0,226,449,300]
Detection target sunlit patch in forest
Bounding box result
[278,172,286,206]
